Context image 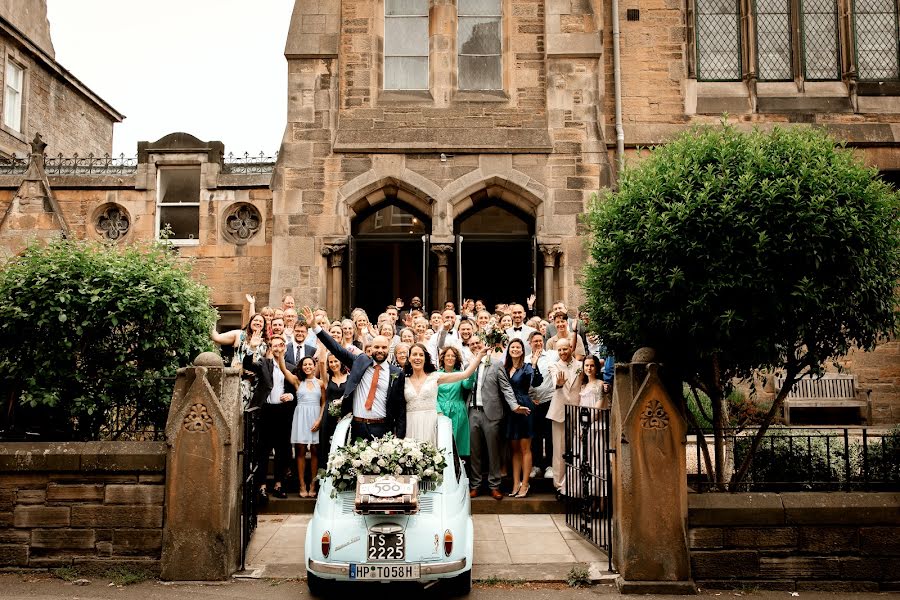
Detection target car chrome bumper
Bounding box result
[308,557,467,577]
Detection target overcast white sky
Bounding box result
[46,1,294,157]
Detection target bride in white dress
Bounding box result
[405,343,485,445]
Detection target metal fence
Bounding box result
[563,404,613,571]
[0,151,277,176]
[240,408,262,571]
[689,426,900,492]
[222,151,277,174]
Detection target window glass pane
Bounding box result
[385,17,429,55]
[459,17,502,54]
[356,204,427,235]
[756,0,793,80]
[854,0,900,80]
[4,61,22,132]
[384,56,429,89]
[459,55,502,90]
[459,205,529,235]
[696,0,742,80]
[803,0,840,80]
[386,0,428,16]
[459,0,501,16]
[159,206,199,240]
[159,168,201,203]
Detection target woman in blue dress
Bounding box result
[505,338,544,498]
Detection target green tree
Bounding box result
[583,123,900,489]
[0,239,216,440]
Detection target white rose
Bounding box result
[424,468,434,477]
[377,458,387,467]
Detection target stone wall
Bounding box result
[689,492,900,592]
[0,168,274,313]
[0,34,117,158]
[0,442,166,573]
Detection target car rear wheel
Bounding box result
[306,570,328,597]
[446,568,472,596]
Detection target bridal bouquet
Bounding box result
[323,433,447,497]
[327,399,342,418]
[477,317,508,363]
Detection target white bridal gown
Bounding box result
[404,372,440,445]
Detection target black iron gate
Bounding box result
[563,404,614,571]
[239,407,261,570]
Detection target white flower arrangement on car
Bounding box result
[323,433,447,497]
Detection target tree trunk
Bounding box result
[709,355,728,490]
[685,393,716,488]
[729,364,802,489]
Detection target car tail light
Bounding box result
[321,531,331,557]
[443,529,453,556]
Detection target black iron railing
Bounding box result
[0,151,278,176]
[240,408,261,570]
[563,404,613,572]
[222,151,277,174]
[689,426,900,492]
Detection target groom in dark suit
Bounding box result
[302,307,406,440]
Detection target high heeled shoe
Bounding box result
[515,484,530,498]
[508,484,521,497]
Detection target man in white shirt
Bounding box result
[527,331,558,480]
[505,304,536,355]
[286,321,317,365]
[547,338,583,493]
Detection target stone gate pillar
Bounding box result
[610,348,695,594]
[161,353,243,580]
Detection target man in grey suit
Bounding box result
[466,336,530,500]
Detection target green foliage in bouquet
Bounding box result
[323,433,448,497]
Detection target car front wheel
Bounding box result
[306,570,328,597]
[446,569,472,596]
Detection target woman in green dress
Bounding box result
[436,346,474,459]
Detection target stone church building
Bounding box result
[0,0,899,421]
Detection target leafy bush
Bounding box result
[731,427,900,491]
[683,386,768,431]
[583,122,900,487]
[0,239,215,440]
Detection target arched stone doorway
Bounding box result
[348,199,431,318]
[453,197,536,312]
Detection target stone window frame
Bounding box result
[383,0,431,91]
[155,163,202,246]
[687,0,900,93]
[374,0,513,105]
[1,51,28,141]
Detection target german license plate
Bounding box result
[367,532,405,561]
[349,563,420,580]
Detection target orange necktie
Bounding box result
[365,363,382,411]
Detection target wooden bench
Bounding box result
[774,373,871,425]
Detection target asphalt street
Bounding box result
[0,574,895,600]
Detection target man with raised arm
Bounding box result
[300,306,406,441]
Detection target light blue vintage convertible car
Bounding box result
[305,415,474,596]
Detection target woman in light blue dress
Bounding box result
[290,357,325,497]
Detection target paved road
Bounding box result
[0,574,893,600]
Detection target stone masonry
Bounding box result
[0,1,122,158]
[0,441,166,573]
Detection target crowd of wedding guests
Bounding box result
[211,294,613,502]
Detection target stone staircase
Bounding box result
[258,475,563,515]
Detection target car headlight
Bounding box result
[321,531,331,557]
[443,529,453,557]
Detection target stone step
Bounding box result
[258,492,563,515]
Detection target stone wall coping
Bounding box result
[689,492,900,527]
[0,441,166,473]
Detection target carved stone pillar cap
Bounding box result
[631,347,657,363]
[194,352,225,367]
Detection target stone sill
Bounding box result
[377,90,434,104]
[333,126,553,154]
[0,441,167,472]
[688,492,900,527]
[451,90,510,103]
[757,81,851,113]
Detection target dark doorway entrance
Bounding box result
[349,200,430,318]
[455,201,536,311]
